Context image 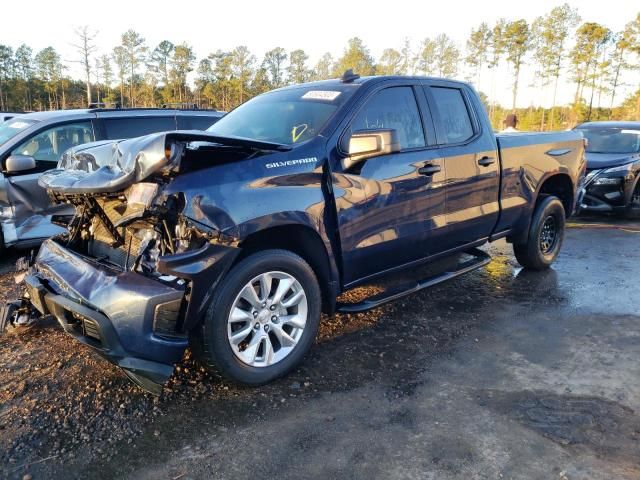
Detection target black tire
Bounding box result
[514,196,566,270]
[624,178,640,219]
[0,227,4,255]
[191,249,321,386]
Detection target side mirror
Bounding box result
[5,154,36,173]
[342,129,400,170]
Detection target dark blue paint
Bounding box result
[23,76,585,389]
[165,78,584,290]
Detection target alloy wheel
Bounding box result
[227,271,308,367]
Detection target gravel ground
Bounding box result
[1,216,639,479]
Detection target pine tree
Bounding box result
[465,22,491,86]
[504,19,531,110]
[262,48,287,88]
[570,22,611,120]
[415,38,437,76]
[288,50,310,84]
[378,48,403,75]
[120,30,147,106]
[433,34,460,78]
[531,4,580,128]
[312,53,334,80]
[333,38,375,77]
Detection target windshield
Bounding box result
[0,118,38,146]
[577,127,640,154]
[207,85,358,145]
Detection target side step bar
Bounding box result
[336,248,491,313]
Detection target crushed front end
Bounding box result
[4,132,242,393]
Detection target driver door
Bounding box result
[5,121,94,245]
[333,85,447,285]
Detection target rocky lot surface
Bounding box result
[1,217,639,479]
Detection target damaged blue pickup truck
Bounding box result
[2,73,586,393]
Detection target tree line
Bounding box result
[0,5,638,130]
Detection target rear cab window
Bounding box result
[428,86,475,145]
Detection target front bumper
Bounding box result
[577,170,635,215]
[23,238,239,393]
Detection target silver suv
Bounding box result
[0,108,223,251]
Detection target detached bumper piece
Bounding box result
[25,239,189,394]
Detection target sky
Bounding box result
[1,0,638,108]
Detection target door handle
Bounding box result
[418,163,441,176]
[477,156,495,167]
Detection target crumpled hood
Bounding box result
[38,132,176,194]
[38,130,291,195]
[586,152,640,170]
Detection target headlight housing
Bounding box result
[593,177,622,185]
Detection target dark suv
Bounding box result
[575,121,640,217]
[0,108,224,250]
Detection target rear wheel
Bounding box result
[514,196,565,270]
[191,249,321,386]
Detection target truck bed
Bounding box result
[494,130,586,236]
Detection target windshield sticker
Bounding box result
[621,130,640,135]
[9,121,30,129]
[302,91,341,101]
[266,157,317,169]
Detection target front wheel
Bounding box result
[514,196,566,270]
[191,249,321,386]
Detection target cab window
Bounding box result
[350,87,425,150]
[12,122,94,162]
[429,87,475,144]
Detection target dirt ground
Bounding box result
[1,217,639,480]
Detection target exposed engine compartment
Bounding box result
[59,189,210,275]
[34,132,254,341]
[40,131,257,277]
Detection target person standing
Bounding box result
[501,113,519,132]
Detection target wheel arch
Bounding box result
[536,173,574,217]
[508,173,574,245]
[235,224,339,315]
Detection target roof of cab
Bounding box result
[274,75,471,91]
